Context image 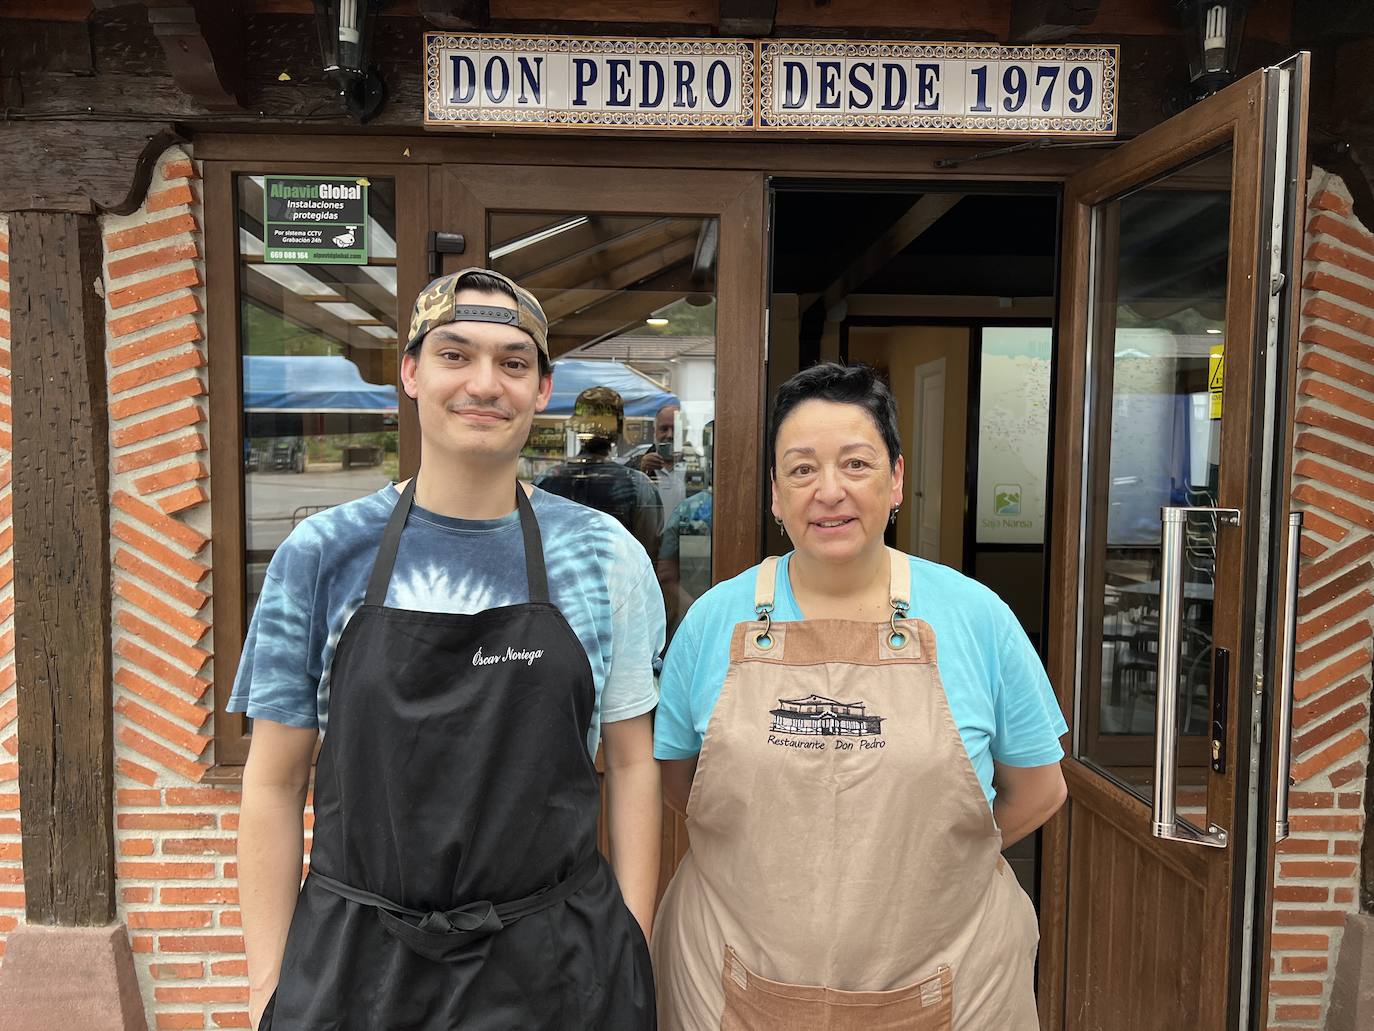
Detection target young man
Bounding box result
[231,268,663,1030]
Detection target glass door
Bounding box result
[1041,58,1308,1031]
[438,163,767,896]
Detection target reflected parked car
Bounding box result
[271,437,306,473]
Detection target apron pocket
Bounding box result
[719,945,952,1031]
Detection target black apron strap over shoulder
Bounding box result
[364,479,549,608]
[515,485,549,605]
[365,478,418,607]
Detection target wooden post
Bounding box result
[9,211,115,926]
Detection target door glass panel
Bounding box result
[488,212,719,642]
[1076,147,1232,815]
[235,176,400,617]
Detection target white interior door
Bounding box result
[913,358,945,561]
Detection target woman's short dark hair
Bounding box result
[455,270,552,379]
[769,362,902,474]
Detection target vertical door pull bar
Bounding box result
[1275,512,1303,842]
[1153,505,1238,849]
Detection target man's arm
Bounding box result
[992,760,1067,849]
[238,721,317,1030]
[601,713,661,940]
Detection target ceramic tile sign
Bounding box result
[424,34,756,129]
[263,175,370,264]
[760,42,1116,134]
[423,34,1117,136]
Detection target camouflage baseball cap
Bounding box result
[406,267,549,356]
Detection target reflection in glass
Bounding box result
[489,212,718,640]
[1078,148,1232,811]
[236,176,400,616]
[976,327,1053,546]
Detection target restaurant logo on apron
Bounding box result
[766,693,887,751]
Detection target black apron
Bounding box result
[261,480,655,1030]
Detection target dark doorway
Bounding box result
[765,182,1061,902]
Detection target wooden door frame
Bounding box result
[436,162,767,585]
[912,357,946,561]
[1041,68,1282,1030]
[204,159,430,767]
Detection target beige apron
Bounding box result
[652,549,1041,1030]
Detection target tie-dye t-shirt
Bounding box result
[227,484,664,756]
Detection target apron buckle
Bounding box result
[754,604,774,649]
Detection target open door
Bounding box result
[436,163,767,900]
[1040,57,1308,1031]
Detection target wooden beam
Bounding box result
[143,0,247,110]
[10,211,116,926]
[718,0,776,37]
[521,218,699,291]
[541,234,697,322]
[1009,0,1103,43]
[817,193,962,315]
[419,0,490,30]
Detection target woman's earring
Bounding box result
[775,516,787,535]
[889,506,900,526]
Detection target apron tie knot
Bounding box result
[416,900,505,937]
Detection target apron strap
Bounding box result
[306,851,601,964]
[755,551,909,616]
[515,485,549,605]
[888,547,910,616]
[754,555,781,615]
[364,479,549,608]
[365,478,418,607]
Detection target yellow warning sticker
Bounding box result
[1209,344,1224,420]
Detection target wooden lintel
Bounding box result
[420,0,490,31]
[11,211,117,926]
[143,0,247,111]
[1008,0,1103,43]
[718,0,776,38]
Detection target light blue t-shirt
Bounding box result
[227,485,665,756]
[653,552,1067,805]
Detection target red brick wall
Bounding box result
[1267,170,1374,1029]
[101,149,255,1029]
[0,220,19,955]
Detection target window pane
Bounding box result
[490,212,718,641]
[1075,147,1232,821]
[236,175,400,617]
[976,327,1052,545]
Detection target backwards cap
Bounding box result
[406,267,548,356]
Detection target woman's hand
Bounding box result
[992,761,1067,849]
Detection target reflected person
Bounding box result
[537,385,663,557]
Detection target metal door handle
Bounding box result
[1275,512,1303,842]
[1152,505,1238,849]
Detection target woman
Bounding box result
[651,362,1068,1030]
